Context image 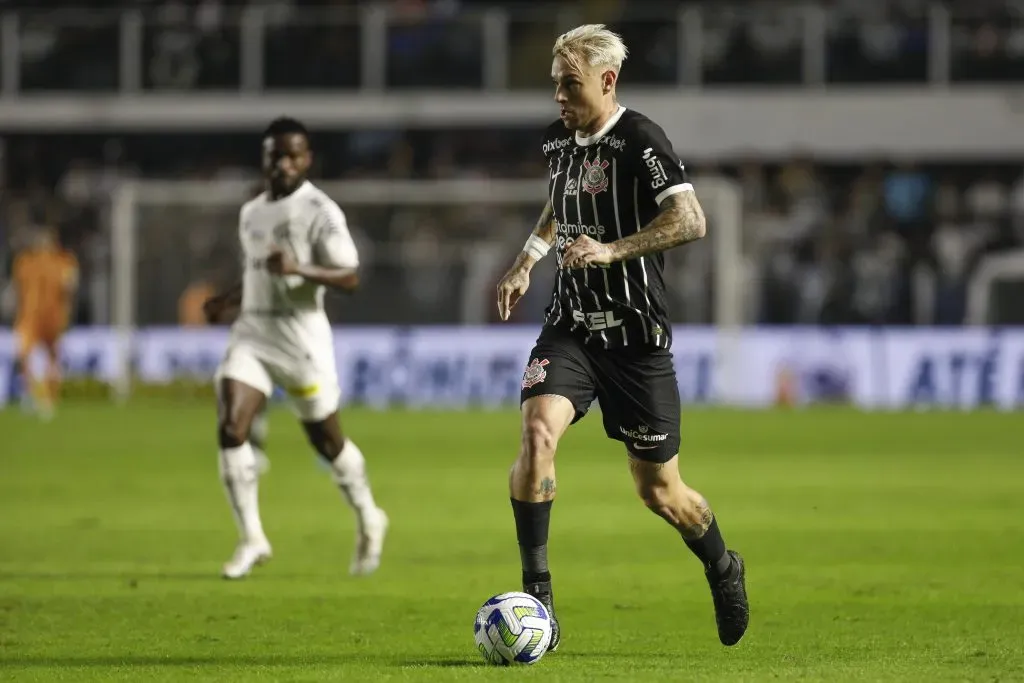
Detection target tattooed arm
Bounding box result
[607,191,706,262]
[562,191,705,269]
[497,200,555,320]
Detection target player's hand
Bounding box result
[265,248,298,276]
[562,235,614,269]
[202,294,240,325]
[202,295,226,324]
[496,266,530,322]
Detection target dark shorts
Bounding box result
[520,324,681,463]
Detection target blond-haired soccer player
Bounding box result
[496,25,749,650]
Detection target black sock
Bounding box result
[511,498,552,584]
[684,517,731,577]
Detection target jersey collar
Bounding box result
[575,105,626,147]
[265,180,311,203]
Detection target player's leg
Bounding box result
[514,329,597,652]
[38,335,63,419]
[249,404,271,474]
[627,453,748,645]
[12,324,37,412]
[216,378,271,474]
[601,351,749,646]
[215,346,274,579]
[299,408,388,576]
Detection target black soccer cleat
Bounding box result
[706,550,749,646]
[524,580,561,652]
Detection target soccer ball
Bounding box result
[473,591,552,666]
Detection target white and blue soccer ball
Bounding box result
[473,591,552,666]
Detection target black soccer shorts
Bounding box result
[519,324,681,463]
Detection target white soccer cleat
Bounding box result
[350,508,388,576]
[222,540,272,580]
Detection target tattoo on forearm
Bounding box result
[609,191,705,262]
[679,497,714,540]
[536,477,556,499]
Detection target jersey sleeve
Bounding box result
[631,118,693,206]
[311,200,359,269]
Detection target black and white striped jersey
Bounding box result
[541,106,693,350]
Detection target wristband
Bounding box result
[523,234,551,261]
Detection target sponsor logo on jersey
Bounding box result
[582,157,610,195]
[572,309,623,331]
[563,177,578,197]
[600,135,626,151]
[619,424,668,443]
[543,137,573,154]
[555,221,606,237]
[642,147,669,190]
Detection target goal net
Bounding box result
[109,176,745,400]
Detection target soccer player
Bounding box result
[496,25,749,649]
[202,117,388,580]
[11,225,78,419]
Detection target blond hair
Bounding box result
[552,24,628,76]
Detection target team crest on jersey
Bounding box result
[522,358,550,389]
[582,157,610,195]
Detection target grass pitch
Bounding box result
[1,403,1022,681]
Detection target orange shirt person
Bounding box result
[12,228,79,418]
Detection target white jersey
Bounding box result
[231,181,358,354]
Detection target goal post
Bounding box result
[108,176,745,402]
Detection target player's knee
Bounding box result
[217,416,249,449]
[520,417,558,466]
[629,456,682,517]
[637,478,711,535]
[636,478,674,516]
[302,421,344,461]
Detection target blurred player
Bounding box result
[496,25,749,649]
[11,225,78,419]
[202,117,388,579]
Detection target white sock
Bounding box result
[219,443,267,545]
[331,439,380,529]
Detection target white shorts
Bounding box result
[214,339,341,422]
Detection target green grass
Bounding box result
[1,403,1022,681]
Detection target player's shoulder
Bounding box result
[616,108,669,141]
[303,182,340,209]
[240,192,266,220]
[301,182,346,222]
[541,120,573,156]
